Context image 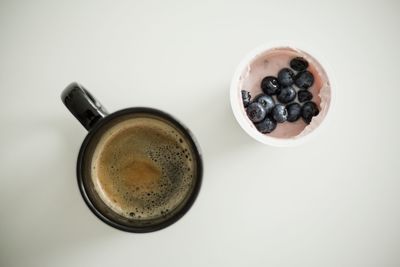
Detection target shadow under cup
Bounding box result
[63,83,202,233]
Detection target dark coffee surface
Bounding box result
[91,116,196,220]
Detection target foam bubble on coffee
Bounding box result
[90,116,196,220]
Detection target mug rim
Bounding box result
[76,107,203,233]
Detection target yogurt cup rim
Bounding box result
[229,41,335,147]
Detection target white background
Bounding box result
[1,0,399,266]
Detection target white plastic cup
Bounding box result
[230,42,334,147]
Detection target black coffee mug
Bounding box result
[61,82,203,233]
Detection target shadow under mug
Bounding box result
[61,82,203,233]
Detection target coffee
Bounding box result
[90,115,196,221]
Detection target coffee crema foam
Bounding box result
[91,116,196,220]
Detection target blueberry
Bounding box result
[301,101,319,124]
[277,68,295,87]
[286,103,302,122]
[295,71,314,89]
[241,90,251,107]
[254,94,275,114]
[277,86,296,104]
[272,104,288,123]
[255,116,277,133]
[290,57,309,71]
[297,90,313,102]
[246,102,267,123]
[261,76,280,95]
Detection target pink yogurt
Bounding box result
[237,47,331,139]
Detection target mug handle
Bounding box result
[61,82,108,131]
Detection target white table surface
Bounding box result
[1,0,399,266]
